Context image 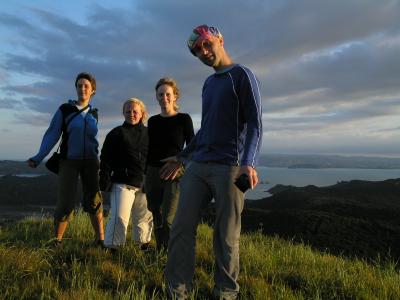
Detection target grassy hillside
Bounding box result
[0,211,399,299]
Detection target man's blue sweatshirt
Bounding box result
[180,64,262,168]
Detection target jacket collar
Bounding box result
[122,122,143,129]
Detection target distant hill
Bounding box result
[0,175,59,205]
[0,174,107,207]
[243,178,400,260]
[0,160,49,175]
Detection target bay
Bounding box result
[2,168,399,201]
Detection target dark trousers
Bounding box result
[145,165,181,250]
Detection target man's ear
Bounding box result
[218,36,224,47]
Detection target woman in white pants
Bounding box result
[105,184,152,248]
[99,98,153,250]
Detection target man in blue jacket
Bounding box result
[162,25,262,299]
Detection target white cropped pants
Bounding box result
[104,183,153,248]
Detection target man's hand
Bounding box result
[238,165,258,189]
[159,156,183,180]
[27,159,37,168]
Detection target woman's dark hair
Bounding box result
[75,72,97,93]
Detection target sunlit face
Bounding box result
[123,103,143,125]
[76,78,94,102]
[156,84,177,114]
[193,36,223,67]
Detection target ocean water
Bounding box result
[1,168,399,201]
[246,167,400,200]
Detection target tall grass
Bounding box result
[0,210,398,299]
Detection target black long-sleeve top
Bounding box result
[100,122,148,188]
[147,113,194,167]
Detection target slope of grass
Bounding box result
[0,210,399,299]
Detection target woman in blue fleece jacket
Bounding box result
[27,72,104,247]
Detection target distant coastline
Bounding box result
[2,154,400,174]
[258,154,400,169]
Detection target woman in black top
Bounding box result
[145,77,194,250]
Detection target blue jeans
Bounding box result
[165,162,244,300]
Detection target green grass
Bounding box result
[0,210,399,299]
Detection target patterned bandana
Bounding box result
[187,25,223,56]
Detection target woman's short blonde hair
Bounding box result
[122,98,148,124]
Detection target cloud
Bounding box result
[374,126,400,133]
[0,0,400,157]
[0,97,17,109]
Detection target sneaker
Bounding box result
[94,239,105,248]
[140,243,150,251]
[107,247,119,254]
[47,238,62,248]
[167,284,189,300]
[212,287,239,300]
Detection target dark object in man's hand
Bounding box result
[234,173,250,193]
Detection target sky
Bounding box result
[0,0,399,160]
